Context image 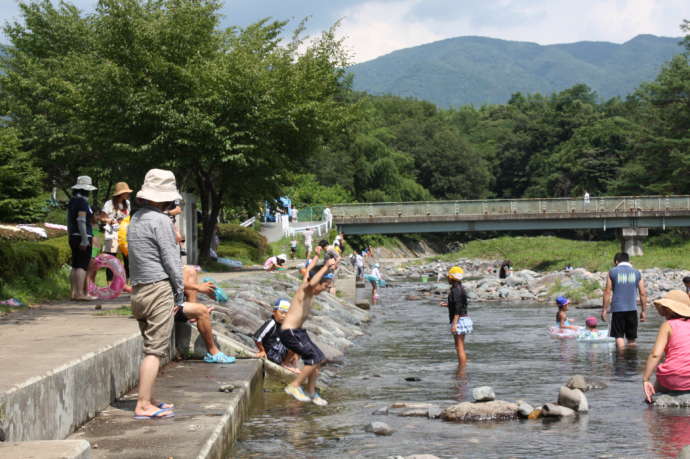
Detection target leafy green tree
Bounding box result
[284,174,352,206]
[0,127,45,222]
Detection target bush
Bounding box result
[216,224,270,263]
[0,241,63,283]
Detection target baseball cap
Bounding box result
[273,298,291,312]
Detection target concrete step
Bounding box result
[69,360,264,459]
[0,440,91,459]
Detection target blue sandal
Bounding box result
[133,409,174,420]
[204,352,236,364]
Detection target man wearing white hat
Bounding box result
[127,169,186,419]
[67,176,98,301]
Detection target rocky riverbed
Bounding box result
[390,258,690,306]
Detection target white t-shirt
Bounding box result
[355,254,364,268]
[303,230,313,246]
[371,267,381,279]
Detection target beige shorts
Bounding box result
[131,280,174,357]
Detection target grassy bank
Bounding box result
[436,235,690,272]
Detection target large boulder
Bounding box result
[472,386,496,402]
[557,386,589,412]
[652,393,690,407]
[541,403,575,417]
[441,400,518,422]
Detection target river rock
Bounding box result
[558,386,589,412]
[365,421,394,436]
[427,405,443,419]
[517,401,534,418]
[652,393,690,407]
[541,403,576,417]
[372,406,389,415]
[441,400,518,422]
[566,375,608,392]
[472,386,496,402]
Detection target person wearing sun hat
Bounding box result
[127,169,185,420]
[67,176,98,301]
[440,266,473,366]
[642,290,690,403]
[101,182,133,280]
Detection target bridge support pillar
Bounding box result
[619,228,648,257]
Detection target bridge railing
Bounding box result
[331,196,690,219]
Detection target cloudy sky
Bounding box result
[0,0,686,62]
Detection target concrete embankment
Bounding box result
[0,267,369,458]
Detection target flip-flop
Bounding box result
[157,402,174,409]
[133,409,174,420]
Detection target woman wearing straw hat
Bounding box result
[67,176,98,301]
[101,182,133,281]
[127,169,185,419]
[642,290,690,403]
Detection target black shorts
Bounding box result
[610,311,638,340]
[267,343,288,365]
[69,235,92,270]
[279,328,325,366]
[174,306,188,323]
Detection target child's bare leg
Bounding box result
[288,363,317,388]
[454,334,467,366]
[306,365,321,395]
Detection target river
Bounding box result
[230,281,690,458]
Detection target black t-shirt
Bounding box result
[448,283,468,322]
[67,194,93,237]
[253,318,281,350]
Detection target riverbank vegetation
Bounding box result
[437,235,690,272]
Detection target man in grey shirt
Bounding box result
[127,169,184,419]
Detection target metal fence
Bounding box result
[331,196,690,219]
[297,206,327,222]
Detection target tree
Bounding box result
[0,127,45,222]
[1,1,351,256]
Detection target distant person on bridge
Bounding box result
[601,252,648,350]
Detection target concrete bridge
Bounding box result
[331,195,690,255]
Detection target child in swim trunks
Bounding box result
[279,259,336,406]
[556,296,579,330]
[253,298,299,373]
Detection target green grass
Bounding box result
[438,235,690,272]
[0,269,71,306]
[95,306,132,316]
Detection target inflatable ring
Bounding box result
[548,325,584,338]
[87,254,126,300]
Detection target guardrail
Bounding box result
[331,196,690,219]
[240,216,256,228]
[284,210,333,238]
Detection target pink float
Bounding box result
[87,254,126,300]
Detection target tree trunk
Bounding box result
[197,173,221,260]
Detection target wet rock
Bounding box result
[427,405,443,419]
[441,400,518,422]
[372,406,389,415]
[541,403,575,417]
[365,421,394,436]
[558,386,589,412]
[391,402,434,410]
[404,376,422,382]
[566,375,608,392]
[218,384,235,393]
[405,295,422,301]
[652,393,690,407]
[517,401,534,418]
[400,408,429,417]
[472,386,496,402]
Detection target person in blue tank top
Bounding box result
[601,252,648,350]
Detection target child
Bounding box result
[263,254,287,271]
[254,298,299,373]
[290,239,298,259]
[367,263,383,300]
[440,266,472,366]
[556,296,579,330]
[279,259,336,405]
[577,316,609,340]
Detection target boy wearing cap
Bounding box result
[280,259,336,405]
[253,298,298,373]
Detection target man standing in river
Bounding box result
[601,252,648,350]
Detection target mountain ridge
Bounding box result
[349,34,685,107]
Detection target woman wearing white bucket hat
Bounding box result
[67,176,98,300]
[127,169,184,419]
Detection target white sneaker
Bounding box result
[310,392,328,406]
[284,385,311,402]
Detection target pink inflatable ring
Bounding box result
[87,254,126,300]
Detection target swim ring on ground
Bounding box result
[87,253,126,300]
[548,325,584,338]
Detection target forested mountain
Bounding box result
[349,34,684,107]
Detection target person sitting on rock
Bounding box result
[555,296,579,331]
[253,298,299,374]
[264,254,287,271]
[642,290,690,403]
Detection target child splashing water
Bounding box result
[440,266,472,366]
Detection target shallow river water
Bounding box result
[231,282,690,458]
